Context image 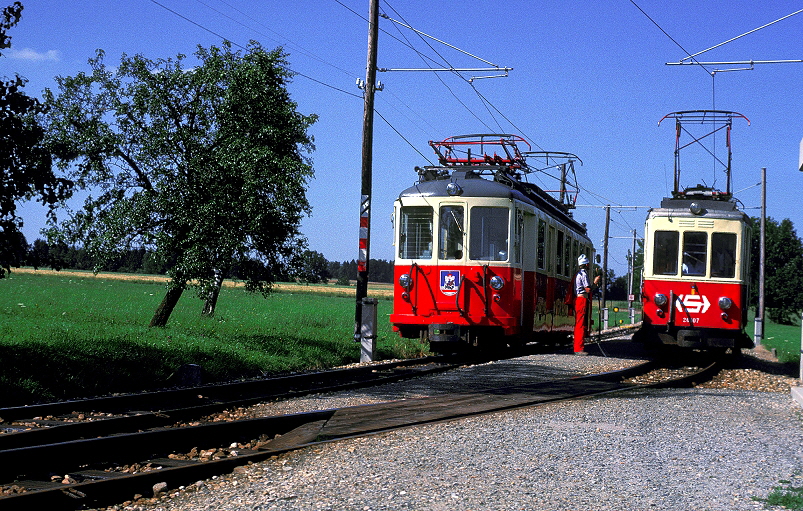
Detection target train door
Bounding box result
[547,224,556,327]
[519,207,537,337]
[534,217,549,332]
[434,203,465,310]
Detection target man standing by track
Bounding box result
[574,254,600,355]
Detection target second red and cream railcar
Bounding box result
[636,190,753,350]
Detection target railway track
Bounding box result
[0,350,720,510]
[0,332,629,447]
[0,355,463,448]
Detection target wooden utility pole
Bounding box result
[354,0,380,343]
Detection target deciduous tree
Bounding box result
[749,216,803,324]
[41,41,316,325]
[0,2,72,277]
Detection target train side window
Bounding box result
[399,206,433,259]
[438,205,464,260]
[682,231,707,276]
[469,207,509,261]
[653,230,679,275]
[564,235,572,276]
[514,209,524,264]
[711,232,736,278]
[537,220,546,269]
[547,226,556,274]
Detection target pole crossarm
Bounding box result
[379,67,513,72]
[379,13,498,67]
[678,8,803,63]
[667,59,803,66]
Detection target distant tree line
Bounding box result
[16,239,395,285]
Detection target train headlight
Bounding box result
[489,276,505,290]
[654,293,668,307]
[446,182,463,196]
[718,296,733,310]
[398,273,413,290]
[689,202,703,215]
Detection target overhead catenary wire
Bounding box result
[148,0,362,99]
[380,1,499,134]
[150,0,601,217]
[153,0,544,177]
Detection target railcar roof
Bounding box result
[398,168,587,235]
[648,197,748,221]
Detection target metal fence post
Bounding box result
[361,297,378,363]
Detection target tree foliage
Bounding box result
[0,2,72,277]
[296,250,330,284]
[749,216,803,324]
[40,41,316,325]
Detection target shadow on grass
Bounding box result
[0,333,359,407]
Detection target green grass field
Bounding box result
[1,271,800,406]
[0,271,419,406]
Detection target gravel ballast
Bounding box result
[104,344,803,511]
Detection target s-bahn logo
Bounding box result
[440,270,460,296]
[675,294,711,314]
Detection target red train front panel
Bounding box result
[642,279,745,331]
[391,263,576,348]
[391,263,523,337]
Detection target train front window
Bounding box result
[653,230,679,275]
[682,231,708,276]
[438,205,464,260]
[469,207,509,261]
[711,232,736,278]
[398,206,433,259]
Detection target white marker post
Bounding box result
[360,297,378,363]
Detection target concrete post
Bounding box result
[360,297,378,363]
[602,308,609,330]
[754,318,763,344]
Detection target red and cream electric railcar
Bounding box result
[635,111,754,351]
[390,134,594,353]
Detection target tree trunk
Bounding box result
[201,269,224,317]
[149,285,185,327]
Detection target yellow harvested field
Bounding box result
[13,267,394,298]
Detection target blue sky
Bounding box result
[4,0,803,277]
